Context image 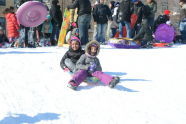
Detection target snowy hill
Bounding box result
[0,45,186,124]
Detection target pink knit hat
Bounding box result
[70,36,81,44]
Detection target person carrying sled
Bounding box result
[60,36,85,73]
[67,40,120,90]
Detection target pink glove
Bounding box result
[63,68,70,72]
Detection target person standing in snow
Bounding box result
[133,5,153,48]
[50,0,62,46]
[67,0,92,45]
[179,0,186,43]
[3,8,20,46]
[60,36,85,73]
[146,0,157,28]
[67,40,120,90]
[93,0,112,44]
[117,0,132,38]
[131,0,144,37]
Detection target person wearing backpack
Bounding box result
[93,0,112,44]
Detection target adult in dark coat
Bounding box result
[67,0,92,45]
[131,0,144,36]
[50,0,62,46]
[133,5,153,47]
[93,0,112,43]
[117,0,132,38]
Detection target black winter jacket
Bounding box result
[117,0,132,22]
[132,1,144,24]
[93,4,112,24]
[67,0,91,16]
[60,47,85,69]
[50,4,62,27]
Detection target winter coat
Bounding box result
[5,13,19,38]
[146,1,157,18]
[93,4,112,24]
[76,40,102,72]
[50,4,62,27]
[180,4,186,21]
[133,19,153,41]
[132,1,144,24]
[60,47,85,69]
[117,0,132,22]
[67,0,91,16]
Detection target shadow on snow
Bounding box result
[0,113,60,124]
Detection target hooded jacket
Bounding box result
[76,40,102,71]
[60,46,85,69]
[5,13,19,38]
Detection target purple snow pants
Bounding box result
[70,70,113,86]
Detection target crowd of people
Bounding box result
[1,0,186,48]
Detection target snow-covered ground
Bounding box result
[0,45,186,124]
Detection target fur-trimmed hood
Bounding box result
[85,40,100,57]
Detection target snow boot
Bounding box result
[67,80,78,90]
[109,76,120,88]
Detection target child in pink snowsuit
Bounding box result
[68,40,120,90]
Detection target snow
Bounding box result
[0,45,186,124]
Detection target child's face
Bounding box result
[71,40,80,51]
[90,46,97,56]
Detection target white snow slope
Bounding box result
[0,45,186,124]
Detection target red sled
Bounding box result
[153,42,173,47]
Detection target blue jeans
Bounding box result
[96,23,107,43]
[180,21,186,41]
[119,21,131,38]
[51,24,60,45]
[78,14,91,45]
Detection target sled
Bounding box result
[58,9,71,47]
[155,24,175,43]
[152,42,173,47]
[108,37,141,49]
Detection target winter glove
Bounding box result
[88,62,97,73]
[63,67,70,72]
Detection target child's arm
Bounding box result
[76,54,90,70]
[96,58,102,71]
[60,51,69,69]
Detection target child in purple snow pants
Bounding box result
[68,40,120,90]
